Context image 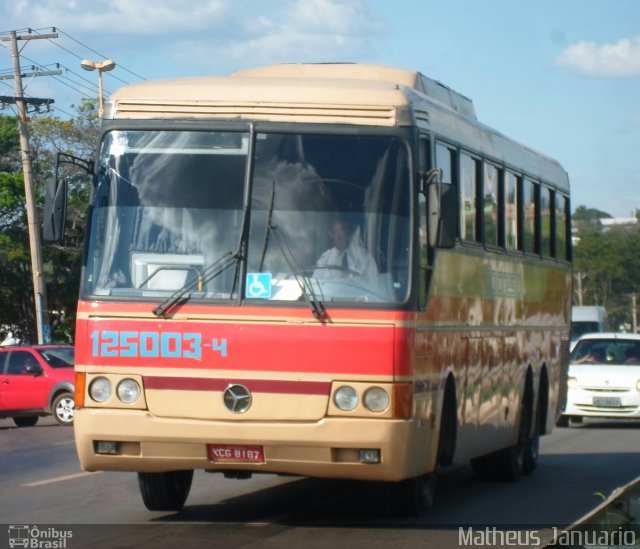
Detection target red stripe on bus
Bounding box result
[143,376,331,395]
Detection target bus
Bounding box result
[45,63,572,515]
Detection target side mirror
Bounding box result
[428,181,457,248]
[43,176,67,242]
[24,363,43,376]
[42,152,93,243]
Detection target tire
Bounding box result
[470,454,495,479]
[437,380,457,467]
[52,392,75,426]
[472,391,532,482]
[494,438,525,482]
[570,416,583,425]
[523,397,541,475]
[495,394,533,481]
[523,423,539,475]
[13,416,39,427]
[391,474,437,517]
[556,415,569,428]
[138,470,194,511]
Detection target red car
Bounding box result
[0,345,75,427]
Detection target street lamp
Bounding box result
[80,59,116,117]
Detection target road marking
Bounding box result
[24,471,103,487]
[52,440,75,447]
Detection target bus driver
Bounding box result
[313,218,378,279]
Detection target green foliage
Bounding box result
[573,222,640,331]
[0,98,98,343]
[0,116,20,172]
[573,205,612,221]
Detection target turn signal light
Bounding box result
[75,372,86,408]
[393,383,413,419]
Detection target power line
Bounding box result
[33,29,132,87]
[41,27,146,82]
[1,26,148,121]
[18,54,105,96]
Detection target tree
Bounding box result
[0,98,98,343]
[572,205,612,233]
[573,225,640,331]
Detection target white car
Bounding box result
[560,333,640,426]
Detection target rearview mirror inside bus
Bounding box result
[428,181,457,248]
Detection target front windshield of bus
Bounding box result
[84,129,411,305]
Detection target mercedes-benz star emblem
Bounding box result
[223,384,252,414]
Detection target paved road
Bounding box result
[1,416,640,548]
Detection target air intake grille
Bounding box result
[112,101,398,126]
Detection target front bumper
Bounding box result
[74,408,434,482]
[564,388,640,418]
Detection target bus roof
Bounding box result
[106,63,475,124]
[104,62,569,191]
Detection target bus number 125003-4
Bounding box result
[90,330,228,360]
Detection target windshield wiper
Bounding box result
[267,222,328,322]
[152,251,238,317]
[257,181,327,322]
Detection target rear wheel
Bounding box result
[471,384,533,481]
[523,401,541,475]
[13,416,39,427]
[138,470,194,511]
[52,392,75,425]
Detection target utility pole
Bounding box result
[633,292,638,334]
[574,272,586,306]
[0,30,60,343]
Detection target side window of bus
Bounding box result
[523,178,539,254]
[555,193,569,261]
[435,143,456,185]
[418,137,430,309]
[483,163,500,247]
[504,171,519,250]
[540,186,552,257]
[460,152,481,243]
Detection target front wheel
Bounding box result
[13,416,39,427]
[52,392,75,425]
[390,473,437,517]
[138,470,194,511]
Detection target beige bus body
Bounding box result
[74,64,571,493]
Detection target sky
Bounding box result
[1,0,639,217]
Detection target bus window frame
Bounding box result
[522,177,541,256]
[540,184,554,259]
[503,170,520,252]
[459,149,482,245]
[481,160,502,252]
[82,119,419,312]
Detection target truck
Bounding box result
[571,306,607,349]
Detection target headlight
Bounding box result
[117,379,141,403]
[364,387,389,413]
[636,379,640,392]
[567,376,578,389]
[334,386,358,411]
[89,377,112,403]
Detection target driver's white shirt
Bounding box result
[313,245,378,279]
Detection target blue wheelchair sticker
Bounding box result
[246,273,272,299]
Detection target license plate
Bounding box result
[207,444,264,463]
[593,396,622,407]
